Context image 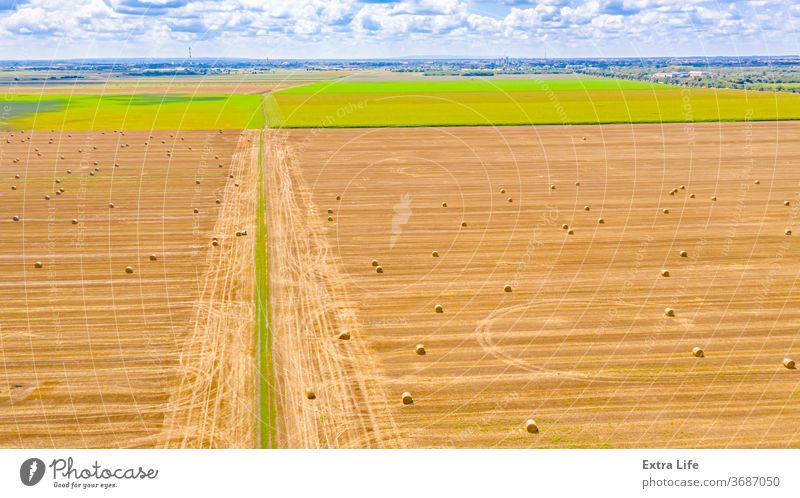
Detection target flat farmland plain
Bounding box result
[272,122,800,448]
[0,129,260,448]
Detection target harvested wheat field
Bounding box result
[0,128,260,448]
[269,121,800,448]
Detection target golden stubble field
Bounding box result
[0,128,260,448]
[271,121,800,448]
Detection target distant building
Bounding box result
[652,71,689,79]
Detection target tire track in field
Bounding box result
[266,130,403,448]
[160,130,260,448]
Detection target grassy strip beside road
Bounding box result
[255,127,276,448]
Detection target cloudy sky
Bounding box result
[0,0,797,60]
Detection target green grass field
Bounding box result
[0,94,265,130]
[278,78,670,94]
[266,79,800,128]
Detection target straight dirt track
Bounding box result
[271,121,800,448]
[0,128,259,448]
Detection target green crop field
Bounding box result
[0,94,265,130]
[266,79,800,128]
[277,78,670,94]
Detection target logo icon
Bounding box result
[20,458,45,486]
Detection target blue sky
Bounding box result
[0,0,797,60]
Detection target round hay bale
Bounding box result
[680,185,685,190]
[242,230,247,236]
[461,221,467,227]
[193,208,199,214]
[327,216,333,222]
[754,179,760,185]
[525,419,539,434]
[108,202,115,208]
[662,208,669,214]
[711,196,717,201]
[401,392,414,405]
[504,284,512,293]
[575,181,581,187]
[550,184,556,190]
[125,266,134,274]
[692,347,705,358]
[11,186,16,191]
[71,219,78,225]
[305,388,316,400]
[212,240,219,247]
[149,254,157,261]
[661,269,670,277]
[689,193,695,198]
[195,180,200,185]
[597,218,605,224]
[500,188,506,194]
[669,190,675,196]
[338,330,351,341]
[55,179,61,184]
[783,358,796,369]
[55,191,61,196]
[567,229,574,235]
[34,261,43,268]
[434,304,444,314]
[664,307,675,317]
[327,208,333,214]
[234,183,239,187]
[507,197,513,203]
[371,259,379,267]
[44,195,50,200]
[58,188,64,193]
[336,195,341,201]
[679,250,688,257]
[235,231,242,237]
[12,215,19,222]
[415,344,426,355]
[562,224,569,230]
[89,172,95,176]
[584,205,590,211]
[431,250,439,258]
[375,266,383,274]
[215,199,221,204]
[785,229,792,236]
[784,201,790,206]
[442,202,447,207]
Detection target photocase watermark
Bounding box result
[20,458,45,486]
[18,456,159,490]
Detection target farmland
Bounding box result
[0,94,265,131]
[0,128,260,447]
[266,79,800,128]
[3,73,800,450]
[268,121,800,448]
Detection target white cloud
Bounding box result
[0,0,796,58]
